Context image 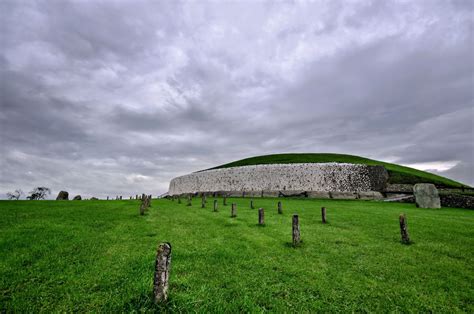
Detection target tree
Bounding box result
[6,189,23,200]
[27,187,51,200]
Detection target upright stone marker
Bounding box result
[213,199,218,212]
[201,196,206,208]
[321,207,327,224]
[107,196,109,200]
[223,196,227,206]
[187,195,192,206]
[231,203,237,218]
[292,214,300,247]
[119,196,122,200]
[153,242,172,303]
[250,199,254,209]
[178,197,181,204]
[258,208,265,225]
[413,183,441,208]
[56,191,69,200]
[399,214,410,244]
[278,201,283,214]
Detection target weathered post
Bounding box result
[321,207,327,224]
[178,197,181,204]
[258,208,265,225]
[107,196,109,200]
[261,190,264,198]
[136,195,138,200]
[140,202,145,215]
[120,196,122,200]
[292,214,300,247]
[213,199,218,212]
[153,242,172,303]
[148,195,152,207]
[278,201,283,214]
[250,199,254,209]
[399,213,410,244]
[231,203,237,218]
[223,195,227,206]
[187,195,192,206]
[130,196,132,200]
[201,196,206,208]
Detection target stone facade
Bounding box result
[169,163,388,196]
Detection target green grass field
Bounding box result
[1,198,473,312]
[207,153,468,188]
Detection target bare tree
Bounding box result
[6,189,23,200]
[27,187,51,200]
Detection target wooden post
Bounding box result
[292,214,300,247]
[140,202,145,215]
[261,190,264,198]
[213,199,218,212]
[250,199,254,209]
[399,214,410,244]
[148,195,152,207]
[223,196,227,206]
[153,242,172,303]
[201,196,206,208]
[321,207,327,224]
[278,201,283,214]
[187,195,192,206]
[231,203,237,218]
[258,208,265,225]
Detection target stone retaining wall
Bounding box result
[168,163,388,196]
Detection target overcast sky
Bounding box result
[1,0,473,199]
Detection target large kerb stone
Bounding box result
[413,183,441,208]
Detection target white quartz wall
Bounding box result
[168,163,385,195]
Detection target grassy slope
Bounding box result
[1,199,473,312]
[206,153,467,188]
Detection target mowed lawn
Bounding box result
[1,198,473,312]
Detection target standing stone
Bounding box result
[72,195,82,201]
[278,201,283,214]
[321,207,327,224]
[213,199,218,212]
[56,191,69,200]
[223,196,227,206]
[399,214,410,244]
[292,214,300,247]
[178,197,182,204]
[153,242,172,303]
[201,196,206,208]
[119,196,122,200]
[250,199,254,209]
[261,190,264,198]
[107,196,109,200]
[413,183,441,208]
[136,195,138,200]
[187,195,192,206]
[140,202,145,215]
[148,195,152,207]
[258,208,265,225]
[231,203,237,218]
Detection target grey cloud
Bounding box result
[1,0,473,200]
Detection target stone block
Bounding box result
[413,183,441,208]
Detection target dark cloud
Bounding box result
[1,0,473,199]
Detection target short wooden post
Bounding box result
[153,242,172,303]
[250,199,254,209]
[258,208,265,225]
[399,214,410,244]
[292,214,300,247]
[231,203,237,218]
[278,201,283,214]
[223,196,227,206]
[213,199,218,212]
[201,196,206,208]
[321,207,327,224]
[187,195,192,206]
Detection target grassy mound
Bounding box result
[207,153,467,188]
[1,198,473,312]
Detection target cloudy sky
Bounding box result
[1,0,473,199]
